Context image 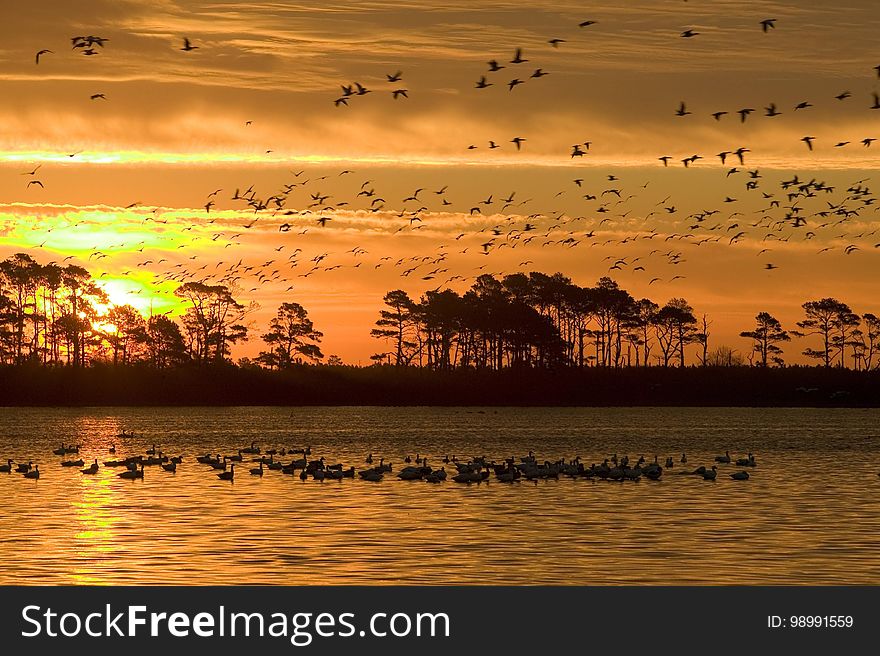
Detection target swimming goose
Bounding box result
[218,464,235,480]
[299,468,308,480]
[359,468,383,481]
[313,469,326,481]
[735,453,757,467]
[715,451,731,464]
[24,465,40,479]
[109,444,116,454]
[162,461,177,472]
[81,459,99,474]
[228,450,243,462]
[398,466,424,481]
[241,442,260,455]
[61,458,85,467]
[250,462,264,476]
[680,453,687,463]
[452,470,483,483]
[118,465,144,479]
[425,467,446,483]
[365,453,373,464]
[702,466,718,481]
[53,444,67,456]
[146,445,157,455]
[0,459,12,473]
[730,471,750,480]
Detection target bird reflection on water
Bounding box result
[1,406,879,585]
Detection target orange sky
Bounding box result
[0,1,878,363]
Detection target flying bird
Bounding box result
[35,49,52,64]
[760,19,776,32]
[181,38,198,51]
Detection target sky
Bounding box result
[0,0,878,363]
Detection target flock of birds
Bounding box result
[12,15,880,313]
[1,433,761,484]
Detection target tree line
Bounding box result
[0,253,324,368]
[1,253,876,371]
[370,273,880,371]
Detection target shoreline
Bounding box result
[1,365,878,407]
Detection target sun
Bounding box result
[95,276,180,317]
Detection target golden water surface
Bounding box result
[0,406,878,585]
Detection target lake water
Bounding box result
[0,406,878,585]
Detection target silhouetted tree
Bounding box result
[59,264,108,367]
[740,312,790,367]
[695,314,711,366]
[858,313,880,370]
[795,298,855,367]
[706,345,745,367]
[632,298,658,367]
[175,282,250,364]
[105,305,147,365]
[370,290,418,366]
[257,302,323,368]
[145,315,188,368]
[653,299,698,367]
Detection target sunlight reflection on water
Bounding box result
[1,406,879,585]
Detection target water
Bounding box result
[0,406,878,585]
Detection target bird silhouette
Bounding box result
[181,37,198,51]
